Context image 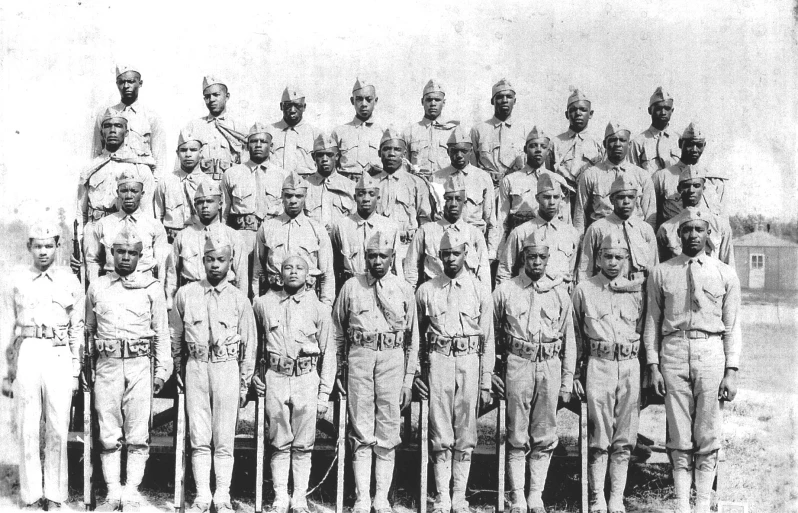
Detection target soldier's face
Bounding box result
[604,132,631,163]
[351,87,377,120]
[679,220,710,255]
[177,141,202,171]
[598,249,627,280]
[611,191,636,219]
[203,84,229,116]
[282,189,306,218]
[536,190,562,220]
[523,247,549,280]
[366,249,394,279]
[440,245,466,276]
[525,138,550,168]
[281,99,306,125]
[355,188,380,216]
[649,100,674,126]
[379,141,406,172]
[492,91,516,118]
[195,196,221,223]
[101,119,128,147]
[116,71,142,102]
[118,183,144,213]
[248,134,272,162]
[447,144,472,170]
[422,93,445,120]
[566,101,593,131]
[203,247,232,283]
[28,237,58,271]
[679,138,706,165]
[314,149,339,176]
[282,257,308,290]
[112,244,141,275]
[443,191,465,222]
[678,179,705,207]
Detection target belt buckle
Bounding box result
[279,357,294,375]
[618,343,631,359]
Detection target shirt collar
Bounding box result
[536,215,561,231]
[115,208,142,222]
[205,111,227,123]
[279,288,306,303]
[366,271,395,287]
[596,272,613,289]
[202,278,230,294]
[439,268,467,288]
[355,211,375,227]
[649,124,672,138]
[352,116,375,127]
[522,164,545,176]
[30,266,53,281]
[281,212,307,225]
[566,128,586,140]
[117,99,140,114]
[491,115,513,128]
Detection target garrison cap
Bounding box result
[202,75,226,92]
[28,219,59,240]
[604,121,631,140]
[677,207,710,228]
[379,127,406,148]
[423,79,445,97]
[440,229,469,250]
[248,122,273,140]
[203,232,232,254]
[536,171,573,195]
[117,168,144,186]
[491,78,514,98]
[365,232,394,252]
[195,180,222,199]
[101,108,128,124]
[526,126,550,143]
[599,233,628,252]
[523,230,549,250]
[115,64,140,78]
[609,174,639,196]
[313,133,338,152]
[681,122,706,141]
[352,77,375,94]
[649,86,673,107]
[112,225,143,248]
[446,125,472,147]
[177,128,202,148]
[678,165,705,184]
[355,172,381,190]
[281,86,305,103]
[443,173,466,193]
[282,172,309,191]
[567,88,590,107]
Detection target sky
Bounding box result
[0,0,796,225]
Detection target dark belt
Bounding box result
[348,328,404,351]
[676,330,715,339]
[268,352,318,376]
[96,338,152,358]
[188,342,240,363]
[165,226,182,244]
[507,211,536,230]
[88,206,116,221]
[227,213,262,231]
[428,333,481,357]
[589,339,640,361]
[507,336,561,361]
[19,325,68,345]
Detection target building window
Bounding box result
[750,253,764,270]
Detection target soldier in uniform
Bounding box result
[251,255,335,513]
[271,87,319,176]
[656,166,735,265]
[572,234,645,513]
[1,220,84,510]
[433,126,499,261]
[154,129,215,245]
[578,174,659,283]
[305,133,356,234]
[84,169,169,284]
[165,181,248,307]
[330,172,400,290]
[183,76,247,181]
[85,226,170,511]
[332,78,384,182]
[470,79,527,189]
[414,230,494,513]
[252,172,334,305]
[92,64,167,179]
[332,232,419,513]
[575,122,656,234]
[645,210,740,513]
[170,232,256,513]
[629,87,680,174]
[404,79,459,179]
[497,173,579,289]
[405,174,491,292]
[492,231,576,513]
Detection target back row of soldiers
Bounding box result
[5,66,740,513]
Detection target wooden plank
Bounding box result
[496,399,505,513]
[255,394,266,513]
[173,392,186,513]
[336,397,347,513]
[419,400,428,513]
[580,402,588,513]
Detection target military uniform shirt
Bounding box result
[304,172,356,232]
[629,125,681,173]
[549,129,604,185]
[578,213,659,281]
[498,166,572,234]
[221,160,288,222]
[470,116,527,184]
[404,118,458,172]
[331,212,400,278]
[496,216,579,285]
[271,119,318,175]
[154,169,215,230]
[374,166,433,233]
[332,118,384,175]
[656,209,735,265]
[183,113,245,171]
[572,273,643,345]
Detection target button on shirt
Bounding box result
[252,213,334,305]
[575,160,656,234]
[304,172,356,233]
[416,270,494,389]
[271,119,318,175]
[496,216,579,286]
[374,167,433,233]
[470,116,527,184]
[332,273,419,388]
[572,273,644,345]
[254,288,335,402]
[493,272,575,391]
[170,278,257,392]
[549,129,604,185]
[332,118,384,175]
[222,160,287,222]
[629,125,681,173]
[498,166,573,235]
[643,253,741,368]
[331,212,400,279]
[154,169,215,229]
[3,266,84,376]
[404,118,458,172]
[578,213,659,282]
[85,271,170,381]
[183,113,245,167]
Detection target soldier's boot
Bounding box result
[506,449,527,512]
[526,453,552,512]
[373,446,395,513]
[588,450,608,513]
[122,451,148,512]
[431,451,452,513]
[352,448,373,513]
[271,451,292,513]
[670,450,693,513]
[450,452,471,513]
[192,452,213,507]
[606,452,629,513]
[213,453,235,510]
[96,451,122,512]
[693,451,717,513]
[290,451,313,512]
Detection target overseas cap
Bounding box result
[115,64,139,78]
[117,168,144,186]
[313,133,338,152]
[526,126,550,143]
[248,122,273,140]
[355,172,381,190]
[567,88,590,107]
[609,174,639,196]
[101,108,128,124]
[677,207,710,228]
[423,79,445,97]
[443,173,466,193]
[446,125,472,146]
[536,171,573,195]
[604,121,631,140]
[678,165,705,184]
[365,232,394,252]
[204,232,232,254]
[523,230,549,250]
[112,225,143,248]
[491,78,514,97]
[177,128,202,148]
[440,229,469,250]
[379,127,406,148]
[681,122,706,141]
[195,181,222,199]
[282,172,309,191]
[28,219,59,240]
[599,233,628,252]
[281,86,305,102]
[649,86,673,107]
[202,75,226,92]
[352,77,375,94]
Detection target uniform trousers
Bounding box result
[94,355,152,454]
[586,357,640,456]
[428,352,480,457]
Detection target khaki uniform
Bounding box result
[86,271,170,500]
[304,171,356,233]
[578,213,659,282]
[572,273,644,512]
[549,129,604,189]
[271,119,318,176]
[469,116,527,187]
[253,288,335,509]
[153,169,215,242]
[657,208,735,265]
[332,273,419,512]
[4,266,83,505]
[417,270,494,511]
[404,119,459,173]
[330,212,401,288]
[493,272,575,511]
[702,172,729,218]
[629,125,681,174]
[498,166,572,240]
[183,114,246,181]
[496,217,579,287]
[575,161,656,234]
[651,161,714,228]
[332,118,385,180]
[170,279,256,505]
[252,213,334,305]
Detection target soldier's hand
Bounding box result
[491,373,505,398]
[239,392,249,409]
[252,374,266,396]
[649,364,667,397]
[718,368,738,402]
[72,376,80,395]
[152,377,165,395]
[1,377,12,398]
[79,368,94,389]
[70,254,82,275]
[572,380,585,401]
[480,388,493,407]
[334,377,347,398]
[413,375,429,400]
[559,391,572,405]
[400,386,413,411]
[317,402,329,420]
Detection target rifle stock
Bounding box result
[77,220,94,510]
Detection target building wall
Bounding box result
[733,246,798,291]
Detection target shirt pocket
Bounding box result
[351,295,372,316]
[581,145,600,165]
[409,138,430,164]
[335,195,356,216]
[702,282,725,316]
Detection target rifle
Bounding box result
[335,390,347,513]
[254,356,266,513]
[418,345,430,513]
[494,331,507,513]
[75,220,94,511]
[173,353,187,513]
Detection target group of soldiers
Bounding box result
[2,63,741,513]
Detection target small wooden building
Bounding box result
[732,229,798,290]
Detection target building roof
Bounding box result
[733,230,798,248]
